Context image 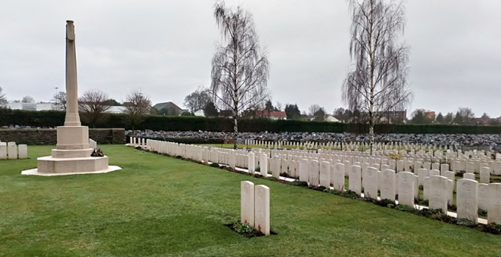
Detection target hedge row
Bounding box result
[1,109,501,134]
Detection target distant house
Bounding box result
[107,106,127,114]
[379,110,407,124]
[425,110,436,120]
[194,109,205,117]
[153,102,183,115]
[7,102,55,111]
[325,115,340,123]
[256,110,287,120]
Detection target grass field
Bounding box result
[1,145,501,257]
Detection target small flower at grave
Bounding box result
[258,224,261,231]
[91,148,104,157]
[244,220,247,224]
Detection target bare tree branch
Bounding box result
[123,90,152,133]
[211,1,270,149]
[78,89,111,127]
[343,0,412,154]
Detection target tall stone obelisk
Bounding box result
[22,20,121,176]
[55,20,91,151]
[64,20,81,127]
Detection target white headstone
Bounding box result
[456,178,478,223]
[89,139,97,149]
[248,152,255,173]
[398,172,415,207]
[241,181,255,226]
[349,165,362,195]
[17,144,28,159]
[363,167,379,199]
[332,163,345,191]
[309,160,320,186]
[0,142,6,160]
[299,159,309,182]
[319,161,331,188]
[254,185,270,236]
[480,167,490,184]
[428,175,449,213]
[7,142,17,159]
[488,183,501,224]
[464,173,476,180]
[478,183,489,211]
[271,156,281,179]
[418,168,429,186]
[381,169,396,201]
[260,153,268,177]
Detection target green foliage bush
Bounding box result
[2,109,501,134]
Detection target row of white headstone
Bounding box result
[241,181,270,235]
[246,139,460,152]
[129,137,146,147]
[142,139,501,225]
[0,142,28,160]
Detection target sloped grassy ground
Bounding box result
[0,145,500,257]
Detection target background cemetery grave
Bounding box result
[136,137,501,226]
[2,144,501,256]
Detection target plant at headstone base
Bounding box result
[291,181,308,187]
[91,148,104,157]
[233,222,255,235]
[209,162,219,168]
[481,223,501,235]
[478,209,488,217]
[394,205,415,213]
[457,219,477,228]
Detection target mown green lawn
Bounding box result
[0,145,500,257]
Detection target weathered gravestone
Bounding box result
[7,142,17,159]
[398,172,415,207]
[332,163,345,191]
[18,144,28,159]
[309,160,320,186]
[260,153,268,177]
[0,142,8,159]
[270,156,281,179]
[464,173,476,180]
[319,161,331,188]
[428,175,449,213]
[363,167,379,199]
[480,167,490,184]
[248,152,255,173]
[241,181,255,226]
[488,183,501,224]
[254,185,270,235]
[381,169,396,201]
[299,159,309,182]
[456,178,478,223]
[349,165,362,195]
[478,183,489,211]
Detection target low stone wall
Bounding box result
[0,128,125,145]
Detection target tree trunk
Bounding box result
[233,116,238,149]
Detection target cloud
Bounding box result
[0,0,500,118]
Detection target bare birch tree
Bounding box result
[0,87,7,107]
[78,89,111,127]
[343,0,412,154]
[211,1,270,149]
[124,90,151,135]
[52,91,67,111]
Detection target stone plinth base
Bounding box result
[56,126,90,150]
[22,165,121,176]
[28,155,114,174]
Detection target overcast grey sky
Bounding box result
[1,0,500,117]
